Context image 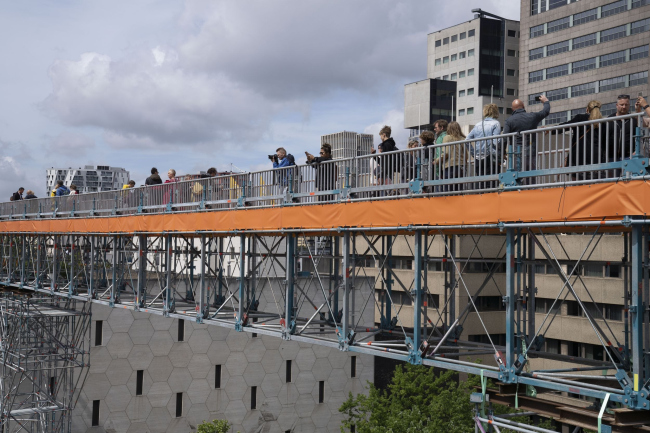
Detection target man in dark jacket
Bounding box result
[11,188,24,201]
[503,95,550,180]
[608,95,633,161]
[306,143,335,202]
[145,167,163,185]
[371,125,399,186]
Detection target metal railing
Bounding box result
[1,113,648,220]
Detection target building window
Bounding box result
[499,107,504,114]
[605,264,621,278]
[459,70,466,78]
[546,64,569,79]
[286,360,292,383]
[507,108,513,114]
[443,56,449,64]
[601,25,627,43]
[507,49,516,57]
[442,75,449,80]
[583,264,603,278]
[175,393,183,417]
[318,381,325,403]
[547,40,570,57]
[600,50,627,68]
[507,69,516,77]
[631,18,650,35]
[530,24,545,38]
[468,49,475,57]
[459,90,465,97]
[573,8,598,26]
[467,88,474,95]
[177,319,185,342]
[351,356,357,378]
[572,57,597,74]
[546,112,568,125]
[571,82,597,98]
[529,70,544,83]
[460,32,466,40]
[630,45,649,61]
[135,370,144,396]
[529,47,544,61]
[467,107,474,115]
[451,34,458,42]
[215,365,222,388]
[443,37,449,45]
[572,33,597,50]
[507,88,516,96]
[435,39,441,47]
[599,75,626,92]
[601,0,627,18]
[451,54,457,61]
[547,87,569,102]
[630,71,648,87]
[94,320,103,346]
[251,386,257,409]
[467,68,474,76]
[92,400,100,426]
[468,29,475,37]
[435,58,441,66]
[459,51,466,59]
[507,29,517,38]
[547,16,570,34]
[632,0,650,8]
[451,73,457,80]
[458,109,466,116]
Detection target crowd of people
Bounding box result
[8,96,650,204]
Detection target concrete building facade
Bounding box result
[46,165,130,195]
[405,10,521,134]
[519,0,650,124]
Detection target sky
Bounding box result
[0,0,520,198]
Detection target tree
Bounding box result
[197,419,231,433]
[339,364,554,433]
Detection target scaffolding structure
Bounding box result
[0,292,90,433]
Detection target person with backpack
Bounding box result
[10,187,24,201]
[466,103,502,189]
[54,180,70,196]
[270,147,296,197]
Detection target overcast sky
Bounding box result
[0,0,519,198]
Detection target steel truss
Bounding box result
[1,221,650,427]
[0,292,90,433]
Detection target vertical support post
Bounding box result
[331,236,340,322]
[217,237,224,303]
[69,235,76,296]
[51,235,58,292]
[527,233,536,342]
[423,232,429,341]
[449,235,456,325]
[383,235,393,328]
[20,235,26,288]
[284,233,295,336]
[250,236,257,311]
[89,236,95,300]
[505,228,516,375]
[7,235,13,283]
[36,235,42,289]
[631,225,644,393]
[237,233,246,331]
[164,234,173,315]
[198,234,206,323]
[644,224,650,387]
[413,230,423,354]
[342,231,352,344]
[110,235,117,306]
[625,232,631,365]
[137,235,146,308]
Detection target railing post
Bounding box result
[500,134,520,188]
[503,228,516,382]
[69,235,76,296]
[236,233,246,331]
[624,126,650,177]
[23,203,26,219]
[197,234,206,323]
[137,235,146,308]
[409,230,423,364]
[409,156,424,194]
[166,188,173,212]
[137,191,142,214]
[89,236,95,300]
[237,180,247,208]
[164,234,174,315]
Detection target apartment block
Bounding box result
[519,0,650,124]
[46,165,130,195]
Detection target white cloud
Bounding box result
[45,131,95,156]
[364,109,410,149]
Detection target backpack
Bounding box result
[9,196,14,201]
[286,153,296,166]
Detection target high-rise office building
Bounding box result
[321,131,373,160]
[46,165,130,195]
[405,10,521,134]
[519,0,650,124]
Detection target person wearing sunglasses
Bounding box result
[607,95,633,163]
[306,143,336,202]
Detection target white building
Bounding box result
[46,165,130,195]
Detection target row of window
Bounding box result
[544,101,622,125]
[434,29,476,47]
[435,68,475,81]
[529,45,649,83]
[530,0,649,37]
[435,49,475,66]
[531,0,579,16]
[528,71,649,110]
[529,18,650,61]
[458,88,475,98]
[536,298,623,321]
[375,290,440,308]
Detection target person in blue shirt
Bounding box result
[54,180,70,196]
[270,147,296,197]
[466,103,502,189]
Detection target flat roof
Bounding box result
[428,15,520,36]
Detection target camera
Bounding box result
[268,154,277,161]
[534,96,542,101]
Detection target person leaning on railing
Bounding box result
[306,143,335,202]
[466,103,501,188]
[433,121,467,192]
[636,96,650,128]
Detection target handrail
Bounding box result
[0,113,648,220]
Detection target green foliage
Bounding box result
[339,364,555,433]
[197,419,231,433]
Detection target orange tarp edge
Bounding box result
[1,181,648,234]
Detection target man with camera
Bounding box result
[269,147,296,201]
